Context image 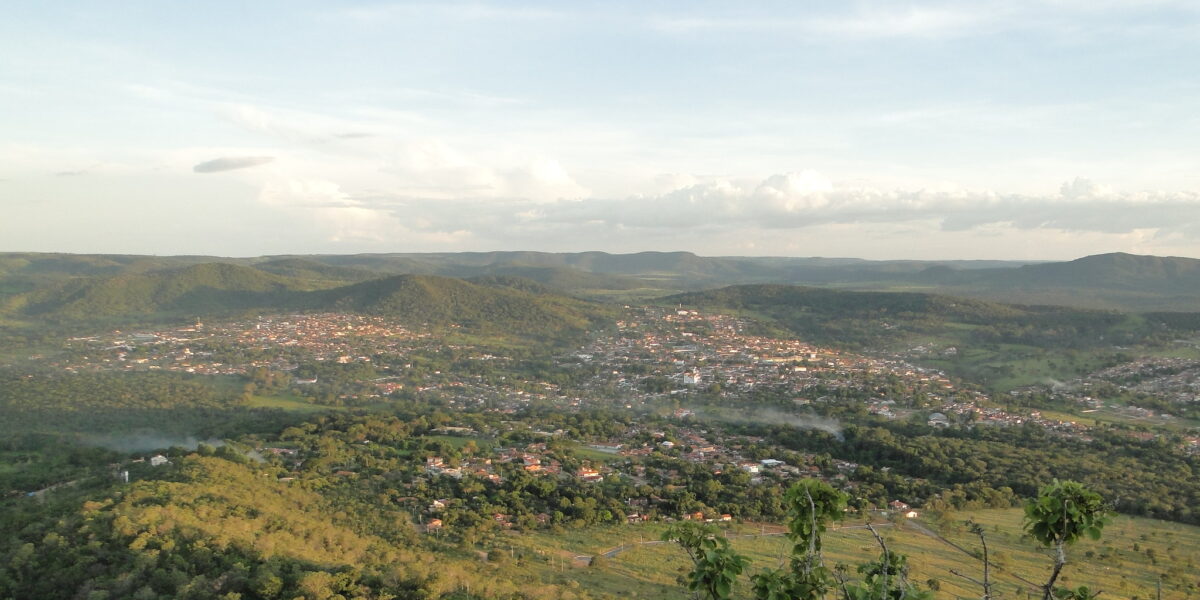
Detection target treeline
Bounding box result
[0,369,301,437]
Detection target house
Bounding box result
[927,412,951,428]
[905,511,920,519]
[427,519,443,531]
[578,468,604,482]
[149,455,169,467]
[888,500,910,511]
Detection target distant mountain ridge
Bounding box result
[1003,252,1200,291]
[3,250,1200,311]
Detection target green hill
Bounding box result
[1002,252,1200,291]
[876,253,1200,311]
[310,274,613,339]
[20,263,314,322]
[250,257,382,283]
[466,265,649,293]
[2,264,614,343]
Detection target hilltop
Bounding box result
[249,257,382,283]
[0,262,613,343]
[905,252,1200,311]
[19,263,312,322]
[308,273,613,338]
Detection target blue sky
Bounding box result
[2,1,1199,259]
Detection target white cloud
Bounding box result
[364,171,1200,245]
[213,102,590,202]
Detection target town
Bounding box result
[31,305,1199,459]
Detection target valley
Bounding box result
[2,252,1199,599]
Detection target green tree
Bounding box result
[662,521,750,600]
[1023,480,1109,600]
[750,480,847,600]
[838,525,932,600]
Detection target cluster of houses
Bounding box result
[574,307,961,414]
[56,314,429,376]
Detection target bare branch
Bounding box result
[949,569,986,588]
[866,523,890,600]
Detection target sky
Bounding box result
[2,1,1199,260]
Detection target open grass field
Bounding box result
[498,509,1199,600]
[243,392,342,413]
[1036,405,1200,432]
[571,445,625,463]
[427,434,487,450]
[924,344,1118,392]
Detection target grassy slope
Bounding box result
[507,509,1198,600]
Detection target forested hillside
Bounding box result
[0,263,615,343]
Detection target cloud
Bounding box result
[193,156,275,173]
[525,174,1198,237]
[314,172,1199,250]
